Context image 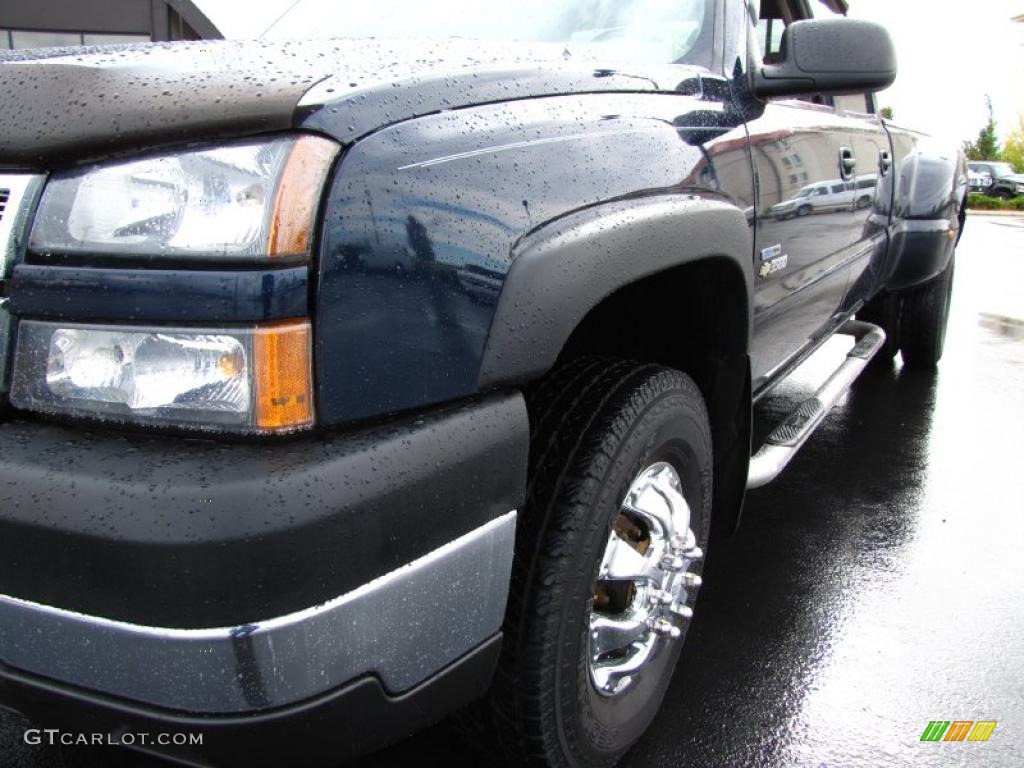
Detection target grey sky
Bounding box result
[197,0,1024,147]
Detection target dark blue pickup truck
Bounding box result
[0,1,965,766]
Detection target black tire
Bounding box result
[991,188,1013,201]
[797,204,812,216]
[899,255,955,368]
[467,358,712,768]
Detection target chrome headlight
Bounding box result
[11,320,313,433]
[29,135,337,260]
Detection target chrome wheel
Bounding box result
[588,462,703,696]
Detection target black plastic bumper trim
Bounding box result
[0,634,502,767]
[0,392,528,627]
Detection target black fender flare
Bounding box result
[478,196,754,388]
[884,143,967,292]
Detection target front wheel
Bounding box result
[470,359,712,767]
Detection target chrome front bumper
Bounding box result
[0,511,516,714]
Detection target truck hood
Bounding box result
[0,39,701,166]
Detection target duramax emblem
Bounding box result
[759,243,788,277]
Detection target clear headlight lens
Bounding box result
[11,320,312,433]
[46,329,250,412]
[29,135,337,260]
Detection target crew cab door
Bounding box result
[746,0,882,392]
[830,88,892,310]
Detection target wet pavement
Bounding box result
[2,213,1022,767]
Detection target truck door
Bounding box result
[746,0,875,393]
[831,89,894,311]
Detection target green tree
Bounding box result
[1002,115,1024,174]
[962,96,1001,161]
[879,106,894,120]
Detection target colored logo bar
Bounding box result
[921,720,997,742]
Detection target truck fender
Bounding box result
[884,141,967,292]
[478,196,754,387]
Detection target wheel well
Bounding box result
[558,258,748,403]
[555,257,752,534]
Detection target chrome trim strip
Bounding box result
[0,173,46,279]
[0,510,517,713]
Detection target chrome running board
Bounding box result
[747,320,886,489]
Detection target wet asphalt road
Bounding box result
[3,213,1022,767]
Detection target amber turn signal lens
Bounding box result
[253,320,313,430]
[267,135,339,258]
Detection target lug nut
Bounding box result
[671,603,694,619]
[651,589,673,605]
[661,554,685,571]
[651,618,682,639]
[682,572,703,588]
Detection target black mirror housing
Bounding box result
[754,18,897,98]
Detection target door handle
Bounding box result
[839,147,856,180]
[879,150,892,175]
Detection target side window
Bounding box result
[830,183,846,194]
[756,0,794,65]
[833,93,873,114]
[755,1,827,105]
[756,17,786,62]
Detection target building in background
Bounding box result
[0,0,221,49]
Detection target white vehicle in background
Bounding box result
[770,174,877,220]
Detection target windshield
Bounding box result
[195,0,713,66]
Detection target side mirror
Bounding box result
[753,18,897,98]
